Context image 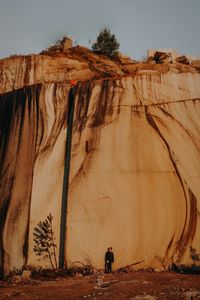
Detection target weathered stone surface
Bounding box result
[64,74,200,270]
[1,47,199,96]
[0,51,200,275]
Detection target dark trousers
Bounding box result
[105,261,112,273]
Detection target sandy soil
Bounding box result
[0,271,200,300]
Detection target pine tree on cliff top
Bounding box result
[92,28,120,58]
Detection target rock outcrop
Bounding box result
[0,48,200,275]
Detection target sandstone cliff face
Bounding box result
[0,47,125,94]
[66,73,200,270]
[1,46,198,95]
[0,50,200,274]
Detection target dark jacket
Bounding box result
[105,251,114,263]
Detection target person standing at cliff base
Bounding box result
[105,247,114,273]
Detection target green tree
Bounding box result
[92,28,120,58]
[33,214,57,269]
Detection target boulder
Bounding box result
[11,270,31,283]
[21,270,31,280]
[176,55,190,65]
[11,275,22,283]
[154,51,170,63]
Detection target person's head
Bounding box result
[108,247,112,252]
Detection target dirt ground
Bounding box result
[0,271,200,300]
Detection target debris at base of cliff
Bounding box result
[115,261,148,274]
[30,264,96,281]
[185,290,200,300]
[4,264,96,284]
[1,271,200,299]
[4,269,31,284]
[172,263,200,274]
[8,270,31,284]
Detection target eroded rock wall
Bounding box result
[0,54,93,94]
[0,72,200,273]
[66,74,200,269]
[0,83,70,274]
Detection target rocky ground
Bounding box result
[0,270,200,300]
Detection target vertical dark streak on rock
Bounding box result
[144,105,186,197]
[37,105,45,149]
[192,99,197,106]
[35,85,41,154]
[107,79,116,117]
[74,80,93,133]
[70,80,106,200]
[172,189,197,262]
[53,83,57,115]
[0,84,42,274]
[144,105,195,261]
[36,83,69,157]
[0,93,13,171]
[59,86,75,269]
[18,90,26,149]
[0,91,19,236]
[23,85,41,264]
[117,80,124,116]
[187,189,198,245]
[27,86,32,116]
[165,235,175,259]
[0,90,20,272]
[132,82,143,105]
[157,105,200,153]
[74,79,116,132]
[91,79,110,127]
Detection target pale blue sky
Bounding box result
[0,0,200,59]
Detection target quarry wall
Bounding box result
[0,70,200,274]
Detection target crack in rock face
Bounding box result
[0,72,200,274]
